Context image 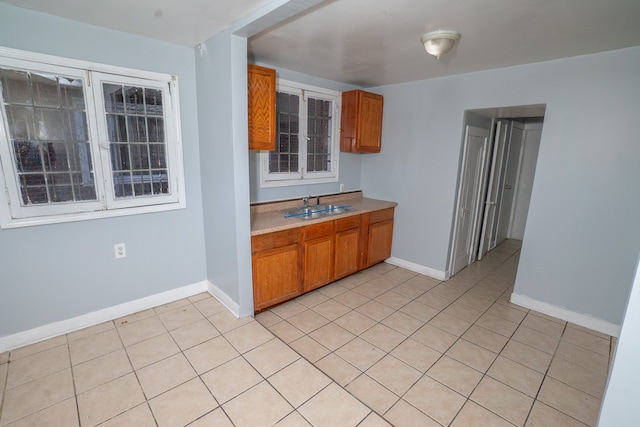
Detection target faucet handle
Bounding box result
[316,195,320,205]
[303,196,309,207]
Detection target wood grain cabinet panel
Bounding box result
[303,221,335,292]
[340,90,384,153]
[335,216,361,279]
[248,64,276,150]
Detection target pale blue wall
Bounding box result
[366,47,640,325]
[0,3,207,337]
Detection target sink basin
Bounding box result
[283,204,354,219]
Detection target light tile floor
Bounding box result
[0,240,614,426]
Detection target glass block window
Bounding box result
[260,80,340,188]
[0,48,185,228]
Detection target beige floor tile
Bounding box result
[521,313,566,338]
[149,378,218,427]
[201,356,263,404]
[512,326,560,354]
[184,335,239,374]
[125,332,180,370]
[270,300,310,319]
[456,293,495,311]
[355,300,396,321]
[399,300,439,322]
[315,353,361,386]
[99,403,156,427]
[360,323,405,352]
[207,310,252,333]
[487,356,544,397]
[289,336,330,363]
[223,381,293,427]
[375,290,412,310]
[0,363,6,391]
[451,400,516,427]
[547,356,607,398]
[154,298,191,314]
[354,282,388,299]
[188,407,234,427]
[334,310,377,335]
[317,282,349,298]
[381,311,424,336]
[188,292,210,302]
[69,328,122,365]
[335,337,385,372]
[525,401,588,427]
[366,355,421,396]
[486,303,528,323]
[0,351,9,364]
[403,375,466,426]
[269,358,332,407]
[561,327,610,356]
[429,283,467,300]
[417,291,456,311]
[358,412,393,427]
[77,373,145,426]
[429,312,472,336]
[463,324,510,353]
[298,383,370,427]
[566,323,610,340]
[67,321,114,342]
[287,309,330,334]
[443,301,484,323]
[0,397,78,427]
[555,341,609,376]
[389,282,428,300]
[1,369,74,426]
[6,345,70,389]
[157,304,204,331]
[476,313,519,337]
[500,340,553,373]
[312,299,351,320]
[274,411,312,427]
[73,349,132,394]
[193,296,228,317]
[244,338,300,378]
[117,315,167,347]
[309,323,355,351]
[136,353,197,398]
[332,290,371,308]
[268,320,305,343]
[114,308,156,327]
[255,310,282,327]
[470,376,533,427]
[170,318,220,350]
[224,321,274,354]
[383,399,441,427]
[410,323,458,353]
[390,338,441,372]
[295,290,330,308]
[447,339,497,372]
[346,374,398,414]
[8,335,67,360]
[427,355,483,397]
[537,377,601,426]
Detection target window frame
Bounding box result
[259,79,340,188]
[0,47,185,229]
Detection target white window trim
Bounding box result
[259,79,340,188]
[0,46,186,229]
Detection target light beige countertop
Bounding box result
[250,191,397,236]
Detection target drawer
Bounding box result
[369,207,394,223]
[303,221,335,240]
[252,228,299,253]
[336,215,361,232]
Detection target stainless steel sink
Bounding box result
[283,204,354,219]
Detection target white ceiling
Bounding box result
[4,0,640,88]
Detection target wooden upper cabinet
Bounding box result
[340,90,384,153]
[248,64,276,150]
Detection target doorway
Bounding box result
[448,105,546,276]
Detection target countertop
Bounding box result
[250,191,397,236]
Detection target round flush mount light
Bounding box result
[421,30,461,59]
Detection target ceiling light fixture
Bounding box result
[421,30,461,59]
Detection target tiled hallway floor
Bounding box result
[0,240,614,426]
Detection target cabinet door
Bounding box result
[252,244,300,311]
[303,234,334,292]
[356,91,384,152]
[366,219,394,267]
[248,64,276,150]
[335,227,360,279]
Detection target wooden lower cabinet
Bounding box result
[252,207,393,311]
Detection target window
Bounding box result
[0,47,185,228]
[259,80,340,187]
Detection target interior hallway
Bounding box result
[0,240,614,426]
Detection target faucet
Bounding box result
[316,195,320,206]
[303,196,310,207]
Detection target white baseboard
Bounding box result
[386,257,447,281]
[511,293,621,337]
[0,281,210,352]
[207,281,241,317]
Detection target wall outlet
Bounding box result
[114,243,126,259]
[340,183,345,192]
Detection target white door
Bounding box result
[496,122,524,243]
[451,125,490,275]
[478,120,509,260]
